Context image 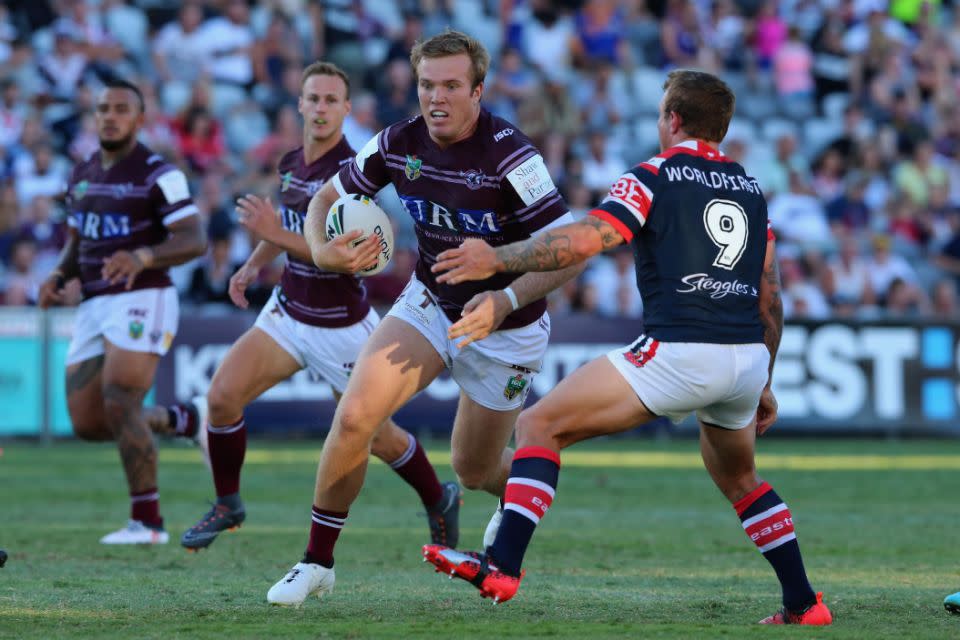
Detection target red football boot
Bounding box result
[759,592,832,625]
[422,545,524,604]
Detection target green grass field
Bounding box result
[2,437,960,639]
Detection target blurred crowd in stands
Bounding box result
[1,0,959,321]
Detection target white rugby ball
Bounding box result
[325,194,394,276]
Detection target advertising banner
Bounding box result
[155,313,960,435]
[2,307,959,436]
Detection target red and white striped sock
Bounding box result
[735,482,816,612]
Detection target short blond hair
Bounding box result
[301,61,351,99]
[410,29,489,89]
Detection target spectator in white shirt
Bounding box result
[199,0,255,87]
[866,233,919,301]
[152,2,209,85]
[581,130,627,196]
[827,234,875,306]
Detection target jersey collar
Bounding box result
[662,139,728,162]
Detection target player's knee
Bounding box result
[334,399,381,443]
[206,379,242,425]
[102,384,145,429]
[514,408,555,448]
[450,454,489,492]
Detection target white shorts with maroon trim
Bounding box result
[66,286,179,366]
[607,335,769,429]
[254,287,380,394]
[387,275,549,411]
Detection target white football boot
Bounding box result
[482,502,504,549]
[100,520,169,545]
[267,562,335,606]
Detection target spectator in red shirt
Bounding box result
[175,106,225,175]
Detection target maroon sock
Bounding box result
[208,417,246,498]
[304,506,348,568]
[168,404,198,438]
[130,488,163,528]
[388,433,443,508]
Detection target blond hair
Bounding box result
[410,29,490,89]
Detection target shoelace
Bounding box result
[284,569,301,584]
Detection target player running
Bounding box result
[423,69,833,626]
[179,62,460,552]
[265,31,585,606]
[38,79,207,544]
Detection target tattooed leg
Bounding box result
[66,355,112,441]
[103,383,157,494]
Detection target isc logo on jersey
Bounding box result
[325,194,395,276]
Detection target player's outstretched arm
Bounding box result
[39,228,80,308]
[236,194,313,263]
[433,215,625,284]
[446,259,587,348]
[101,214,206,290]
[228,240,283,309]
[303,180,380,273]
[756,238,783,436]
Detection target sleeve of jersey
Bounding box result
[152,168,198,226]
[65,169,80,229]
[587,168,657,243]
[334,130,389,198]
[500,149,568,233]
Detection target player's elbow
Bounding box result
[570,232,600,264]
[187,226,208,259]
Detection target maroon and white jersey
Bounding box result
[276,139,370,327]
[334,109,569,330]
[66,143,197,299]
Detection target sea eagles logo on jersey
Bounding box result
[404,155,422,181]
[281,171,293,192]
[72,180,89,201]
[461,169,485,190]
[503,373,527,400]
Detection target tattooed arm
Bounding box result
[756,239,783,435]
[498,216,625,272]
[758,239,783,383]
[432,215,626,284]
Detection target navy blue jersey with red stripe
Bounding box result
[590,140,773,344]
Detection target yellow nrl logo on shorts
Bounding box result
[503,373,527,400]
